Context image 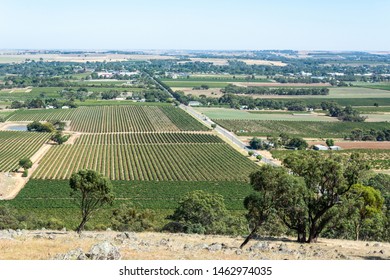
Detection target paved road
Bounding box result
[181,105,278,166]
[149,73,278,166]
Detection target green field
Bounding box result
[356,106,390,113]
[0,86,146,101]
[196,107,336,122]
[0,131,50,171]
[214,119,390,138]
[0,179,251,229]
[7,105,208,132]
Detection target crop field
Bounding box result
[74,132,224,145]
[11,180,251,210]
[356,106,390,113]
[271,149,390,170]
[0,179,252,228]
[33,138,259,181]
[196,107,336,121]
[0,131,50,171]
[7,105,208,132]
[214,119,390,138]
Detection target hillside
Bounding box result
[0,230,389,260]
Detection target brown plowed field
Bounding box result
[307,141,390,150]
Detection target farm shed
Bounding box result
[189,101,202,107]
[313,144,328,151]
[330,146,342,151]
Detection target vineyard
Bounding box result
[74,132,224,145]
[33,139,259,181]
[0,131,50,171]
[7,105,209,133]
[215,119,390,138]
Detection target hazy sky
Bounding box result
[1,0,389,51]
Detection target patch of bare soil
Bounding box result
[0,173,26,200]
[0,230,389,260]
[171,87,223,97]
[307,140,390,150]
[0,144,52,200]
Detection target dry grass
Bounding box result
[171,87,223,97]
[1,231,389,260]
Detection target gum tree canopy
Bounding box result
[242,152,369,247]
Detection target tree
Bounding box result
[241,166,305,248]
[283,152,370,242]
[168,190,236,235]
[346,184,384,240]
[248,151,254,157]
[51,131,69,145]
[288,137,308,150]
[326,139,334,148]
[256,155,262,161]
[19,157,32,171]
[211,123,217,129]
[249,137,263,150]
[70,170,114,233]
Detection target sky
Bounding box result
[1,0,389,51]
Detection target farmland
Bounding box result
[7,105,208,132]
[196,107,336,121]
[0,131,50,171]
[33,133,258,181]
[214,119,390,138]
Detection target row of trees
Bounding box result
[347,129,390,141]
[222,84,329,96]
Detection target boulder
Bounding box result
[87,241,121,260]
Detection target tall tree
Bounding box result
[70,170,114,233]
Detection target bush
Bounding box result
[168,190,239,235]
[0,206,20,230]
[111,204,156,232]
[22,170,28,177]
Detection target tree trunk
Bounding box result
[76,216,88,234]
[240,224,258,249]
[355,223,360,241]
[297,225,307,243]
[308,224,318,243]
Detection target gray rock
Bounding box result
[249,241,269,252]
[87,242,121,260]
[118,232,137,241]
[208,243,223,251]
[53,248,86,260]
[0,230,13,240]
[373,243,381,247]
[194,243,209,250]
[183,244,192,250]
[160,238,169,246]
[235,249,243,255]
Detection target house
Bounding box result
[46,105,54,109]
[188,101,202,107]
[61,106,70,109]
[313,144,328,151]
